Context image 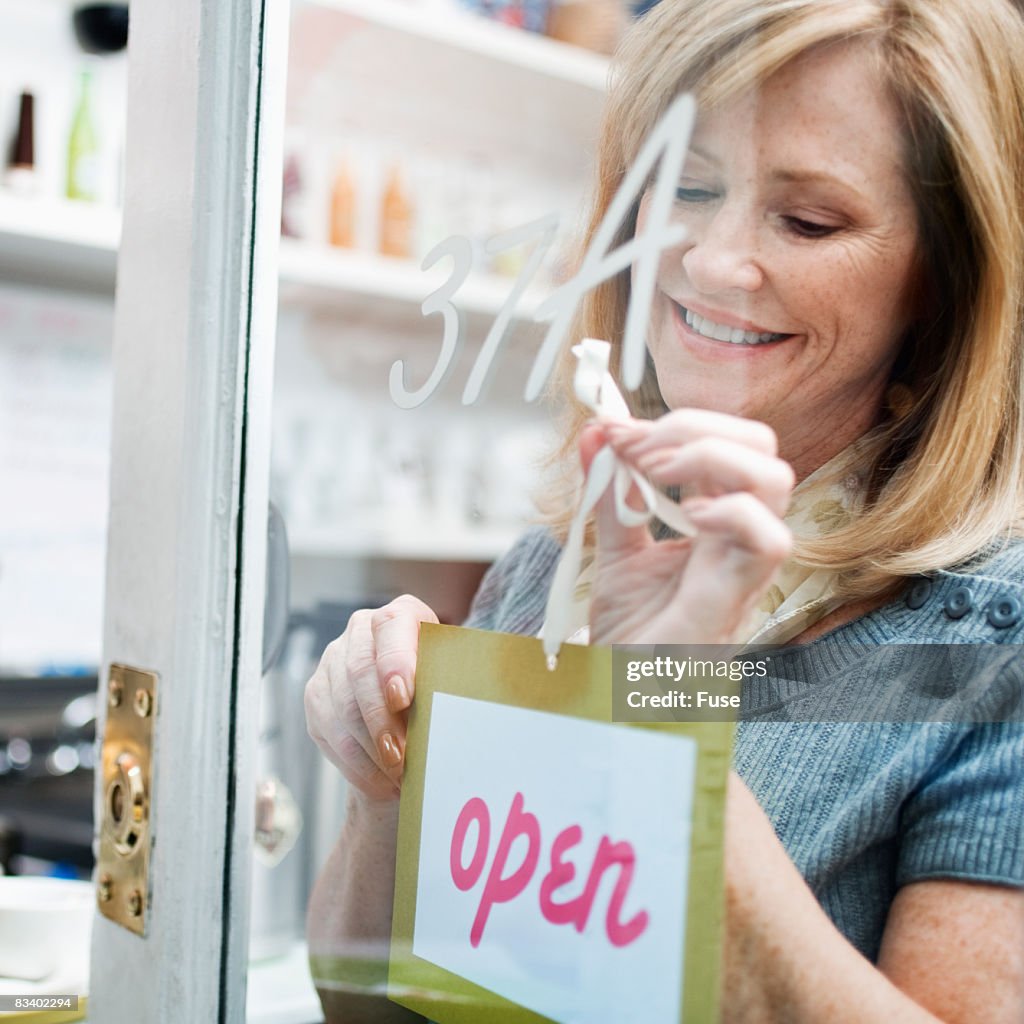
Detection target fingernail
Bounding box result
[384,675,409,713]
[603,420,646,444]
[637,449,676,473]
[379,732,403,768]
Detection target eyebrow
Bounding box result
[685,145,869,202]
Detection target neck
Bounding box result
[775,400,883,483]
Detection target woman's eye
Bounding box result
[784,216,840,239]
[674,186,717,203]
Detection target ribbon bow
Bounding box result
[541,339,696,668]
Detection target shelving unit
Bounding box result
[0,204,549,323]
[0,0,607,567]
[299,0,609,92]
[288,0,607,172]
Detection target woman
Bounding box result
[305,0,1024,1020]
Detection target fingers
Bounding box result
[604,407,778,456]
[360,596,438,782]
[679,493,793,638]
[602,411,793,516]
[642,437,793,516]
[305,658,396,801]
[688,492,793,564]
[304,595,438,801]
[372,594,438,713]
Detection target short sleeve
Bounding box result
[897,720,1024,888]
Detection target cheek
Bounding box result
[788,238,917,346]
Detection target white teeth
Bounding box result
[682,305,784,345]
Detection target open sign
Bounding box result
[450,790,649,950]
[411,692,697,1024]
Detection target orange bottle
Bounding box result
[329,158,356,248]
[380,163,413,260]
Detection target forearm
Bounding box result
[307,790,423,1024]
[722,784,939,1022]
[724,879,943,1024]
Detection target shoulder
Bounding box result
[879,537,1024,643]
[462,526,562,635]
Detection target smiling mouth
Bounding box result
[675,303,791,346]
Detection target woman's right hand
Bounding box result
[304,594,439,802]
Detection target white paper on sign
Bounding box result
[414,693,697,1024]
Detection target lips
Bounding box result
[675,302,792,346]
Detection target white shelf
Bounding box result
[0,195,119,293]
[290,520,521,562]
[0,202,549,324]
[301,0,609,93]
[278,238,548,320]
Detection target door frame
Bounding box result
[91,0,289,1019]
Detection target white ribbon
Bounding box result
[541,339,695,668]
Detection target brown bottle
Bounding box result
[5,92,37,194]
[379,163,413,260]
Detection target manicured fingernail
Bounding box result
[384,675,409,713]
[379,732,403,768]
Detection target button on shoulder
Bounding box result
[986,593,1022,629]
[944,585,974,620]
[905,578,933,610]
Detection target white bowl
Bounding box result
[0,877,93,983]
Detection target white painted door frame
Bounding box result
[91,0,288,1020]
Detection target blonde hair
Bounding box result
[542,0,1024,599]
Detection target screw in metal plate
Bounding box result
[98,873,113,903]
[108,680,123,708]
[127,889,143,917]
[133,688,152,718]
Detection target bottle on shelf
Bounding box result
[546,0,629,54]
[457,0,552,33]
[66,70,101,202]
[329,156,357,249]
[4,92,38,196]
[281,153,304,238]
[379,162,414,260]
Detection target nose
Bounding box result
[681,203,764,294]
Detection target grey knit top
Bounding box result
[463,527,1024,961]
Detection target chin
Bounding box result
[655,371,765,421]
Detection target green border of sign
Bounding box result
[386,623,731,1023]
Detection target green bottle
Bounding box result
[66,70,100,202]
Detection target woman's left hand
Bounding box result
[585,409,796,646]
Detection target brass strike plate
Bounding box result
[97,663,157,936]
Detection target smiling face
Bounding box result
[638,40,923,478]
